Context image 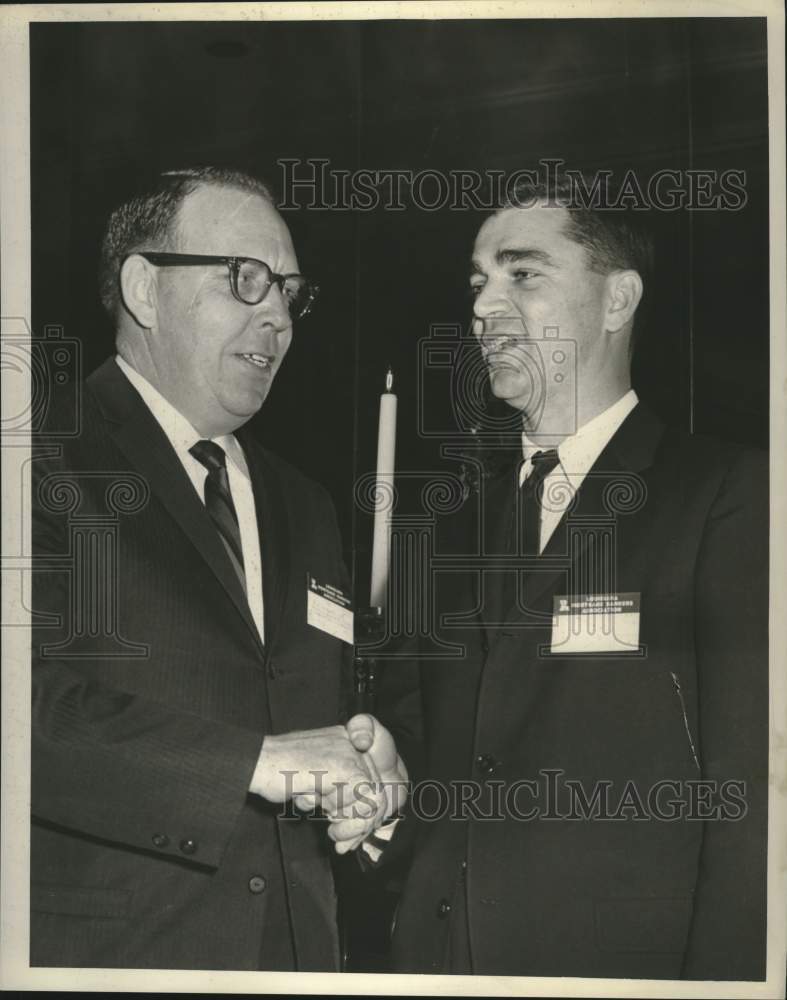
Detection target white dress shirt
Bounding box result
[116,355,265,643]
[519,390,639,553]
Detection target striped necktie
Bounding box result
[189,439,246,592]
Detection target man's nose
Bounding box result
[252,283,291,331]
[472,278,511,322]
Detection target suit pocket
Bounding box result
[594,897,693,953]
[31,883,131,920]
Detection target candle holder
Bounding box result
[353,605,386,712]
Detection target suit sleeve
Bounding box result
[352,612,426,872]
[31,466,264,871]
[682,449,769,979]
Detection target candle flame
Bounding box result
[385,368,394,392]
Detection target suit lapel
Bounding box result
[88,359,263,652]
[477,465,517,630]
[509,402,666,622]
[237,430,291,656]
[518,451,619,617]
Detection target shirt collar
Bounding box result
[115,355,248,479]
[521,389,638,478]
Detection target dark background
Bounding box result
[30,16,769,970]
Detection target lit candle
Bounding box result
[369,369,397,609]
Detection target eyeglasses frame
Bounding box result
[131,251,319,318]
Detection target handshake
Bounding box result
[251,714,408,854]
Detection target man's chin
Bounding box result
[213,390,268,434]
[488,371,534,412]
[235,393,268,422]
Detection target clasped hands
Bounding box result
[251,714,408,854]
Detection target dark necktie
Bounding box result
[517,448,561,556]
[189,439,246,592]
[500,448,561,618]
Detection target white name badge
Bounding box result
[550,592,641,654]
[307,575,354,644]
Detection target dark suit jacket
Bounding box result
[378,402,768,980]
[30,358,351,970]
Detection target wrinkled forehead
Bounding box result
[175,184,297,267]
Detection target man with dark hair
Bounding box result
[504,173,654,357]
[505,173,655,277]
[378,181,767,979]
[30,167,405,970]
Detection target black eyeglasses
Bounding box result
[136,252,319,319]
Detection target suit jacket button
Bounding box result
[179,839,198,856]
[475,753,498,775]
[437,898,452,919]
[248,875,267,894]
[151,833,169,848]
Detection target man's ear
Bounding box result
[605,270,643,334]
[119,254,159,329]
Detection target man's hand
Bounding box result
[346,713,408,816]
[249,724,377,822]
[248,717,407,855]
[326,713,408,855]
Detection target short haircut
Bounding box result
[501,172,654,280]
[99,166,274,317]
[500,172,654,349]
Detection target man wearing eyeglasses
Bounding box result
[30,167,405,971]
